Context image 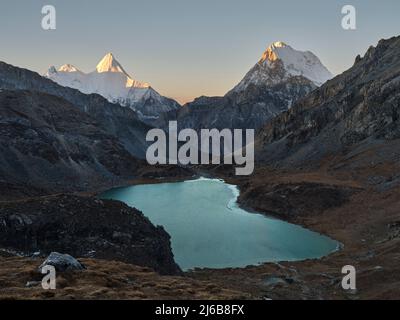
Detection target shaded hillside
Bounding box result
[168,76,315,131]
[0,90,143,198]
[0,62,151,158]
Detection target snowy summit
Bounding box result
[96,53,131,74]
[232,41,333,93]
[45,53,180,121]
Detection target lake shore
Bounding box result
[1,161,400,300]
[100,177,339,270]
[77,162,400,299]
[186,163,400,300]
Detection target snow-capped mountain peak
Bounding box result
[232,41,333,93]
[96,53,129,75]
[260,41,289,62]
[271,41,287,48]
[58,64,81,73]
[259,41,333,86]
[44,53,180,122]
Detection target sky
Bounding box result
[0,0,399,104]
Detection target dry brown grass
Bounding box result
[0,256,251,300]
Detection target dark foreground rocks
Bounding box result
[0,195,181,275]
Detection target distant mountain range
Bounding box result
[45,53,180,124]
[39,43,333,131]
[0,36,399,194]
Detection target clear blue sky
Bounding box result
[0,0,399,103]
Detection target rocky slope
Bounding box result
[0,194,181,275]
[256,36,400,168]
[163,42,331,131]
[45,53,180,124]
[0,61,151,158]
[0,89,143,198]
[170,76,316,130]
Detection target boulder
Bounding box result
[39,252,85,272]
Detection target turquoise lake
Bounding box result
[101,178,339,270]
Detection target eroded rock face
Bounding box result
[256,36,400,167]
[0,195,181,275]
[0,90,143,199]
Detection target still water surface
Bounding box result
[101,178,338,270]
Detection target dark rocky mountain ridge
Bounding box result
[0,89,143,198]
[255,36,400,168]
[164,75,316,131]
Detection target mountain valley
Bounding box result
[0,35,400,300]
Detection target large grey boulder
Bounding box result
[39,252,86,272]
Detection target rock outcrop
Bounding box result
[0,195,181,275]
[39,252,85,272]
